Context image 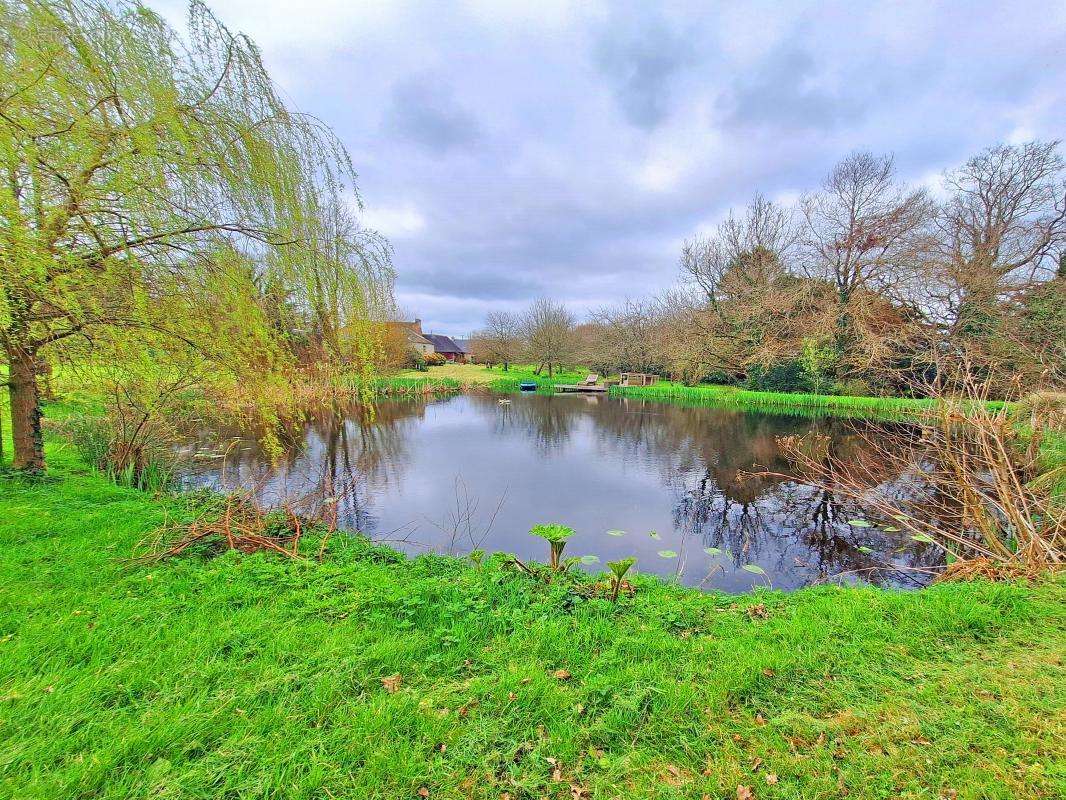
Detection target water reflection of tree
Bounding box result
[474,393,577,454]
[184,393,941,588]
[186,399,432,538]
[586,399,940,587]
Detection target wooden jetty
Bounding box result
[555,383,607,393]
[555,374,608,394]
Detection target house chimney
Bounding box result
[413,318,422,333]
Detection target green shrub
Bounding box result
[48,413,111,469]
[48,412,176,494]
[833,378,874,397]
[745,360,811,393]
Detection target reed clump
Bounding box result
[610,382,943,419]
[778,382,1064,580]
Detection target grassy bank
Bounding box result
[1,444,1063,799]
[372,364,578,399]
[378,364,989,419]
[609,381,950,419]
[393,363,589,386]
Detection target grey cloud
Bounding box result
[233,0,1066,334]
[401,268,541,301]
[593,15,695,129]
[719,48,867,132]
[385,75,481,153]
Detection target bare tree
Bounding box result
[470,311,523,369]
[521,298,576,377]
[681,194,799,302]
[675,195,830,381]
[922,141,1066,385]
[582,298,663,376]
[800,153,930,376]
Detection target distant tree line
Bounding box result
[471,141,1065,396]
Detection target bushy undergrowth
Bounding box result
[47,411,177,493]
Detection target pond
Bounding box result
[179,393,942,591]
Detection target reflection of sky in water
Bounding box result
[180,394,942,592]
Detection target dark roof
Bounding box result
[453,338,472,353]
[424,333,463,354]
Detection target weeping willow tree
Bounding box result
[0,0,394,470]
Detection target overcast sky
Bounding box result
[156,1,1066,336]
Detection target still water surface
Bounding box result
[181,393,940,591]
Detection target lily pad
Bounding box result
[742,564,767,576]
[648,531,662,540]
[911,533,937,544]
[606,529,626,537]
[703,547,725,557]
[883,526,901,532]
[579,555,600,565]
[657,550,678,558]
[846,519,873,528]
[858,546,874,554]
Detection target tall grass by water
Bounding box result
[610,381,947,419]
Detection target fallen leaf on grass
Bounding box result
[553,669,572,680]
[381,674,402,693]
[663,764,687,786]
[417,788,430,798]
[765,773,778,785]
[570,783,588,799]
[746,603,769,620]
[458,699,478,717]
[737,785,754,800]
[754,713,767,726]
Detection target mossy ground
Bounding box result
[1,441,1063,799]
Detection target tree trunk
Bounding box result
[6,345,44,471]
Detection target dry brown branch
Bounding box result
[772,380,1063,579]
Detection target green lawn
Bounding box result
[1,443,1063,799]
[392,362,590,385]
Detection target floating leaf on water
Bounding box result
[846,519,873,528]
[648,531,662,540]
[858,546,874,554]
[703,547,725,557]
[579,555,600,565]
[606,529,626,537]
[891,514,909,522]
[742,564,767,576]
[657,550,678,558]
[883,526,901,532]
[911,533,937,544]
